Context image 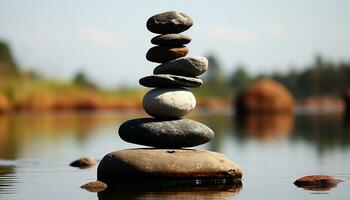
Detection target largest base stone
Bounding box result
[97,149,242,183]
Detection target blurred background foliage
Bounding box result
[1,40,350,112]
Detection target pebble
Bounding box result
[70,157,96,168]
[97,149,242,183]
[154,56,208,77]
[294,175,343,191]
[139,74,203,88]
[146,46,189,63]
[142,88,196,118]
[146,11,193,34]
[81,181,107,192]
[151,34,192,46]
[118,118,214,148]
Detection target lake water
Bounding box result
[0,111,349,199]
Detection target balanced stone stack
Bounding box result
[97,11,242,184]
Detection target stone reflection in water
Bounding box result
[235,113,294,142]
[0,116,17,159]
[0,113,118,159]
[98,181,242,200]
[346,114,350,136]
[292,114,350,154]
[0,165,16,194]
[192,115,233,151]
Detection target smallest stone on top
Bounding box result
[147,11,193,34]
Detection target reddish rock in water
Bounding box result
[146,46,189,63]
[70,157,96,168]
[236,78,294,114]
[294,175,343,191]
[81,181,107,192]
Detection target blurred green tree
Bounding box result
[0,41,18,76]
[72,71,97,89]
[230,65,251,93]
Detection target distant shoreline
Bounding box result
[0,96,346,115]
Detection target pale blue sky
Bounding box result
[0,0,349,88]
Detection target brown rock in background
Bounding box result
[235,78,294,114]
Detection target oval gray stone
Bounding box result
[147,11,193,34]
[139,74,203,88]
[154,56,208,77]
[118,118,214,148]
[142,88,196,118]
[151,34,192,46]
[97,149,242,183]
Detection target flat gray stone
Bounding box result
[147,11,193,34]
[139,74,203,88]
[97,149,242,183]
[151,34,192,46]
[154,56,208,77]
[118,118,214,148]
[142,88,196,118]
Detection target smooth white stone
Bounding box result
[143,88,196,118]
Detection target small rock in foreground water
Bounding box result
[70,157,96,168]
[81,181,107,192]
[294,175,343,191]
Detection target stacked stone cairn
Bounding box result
[97,11,242,185]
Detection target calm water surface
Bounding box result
[0,111,350,199]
